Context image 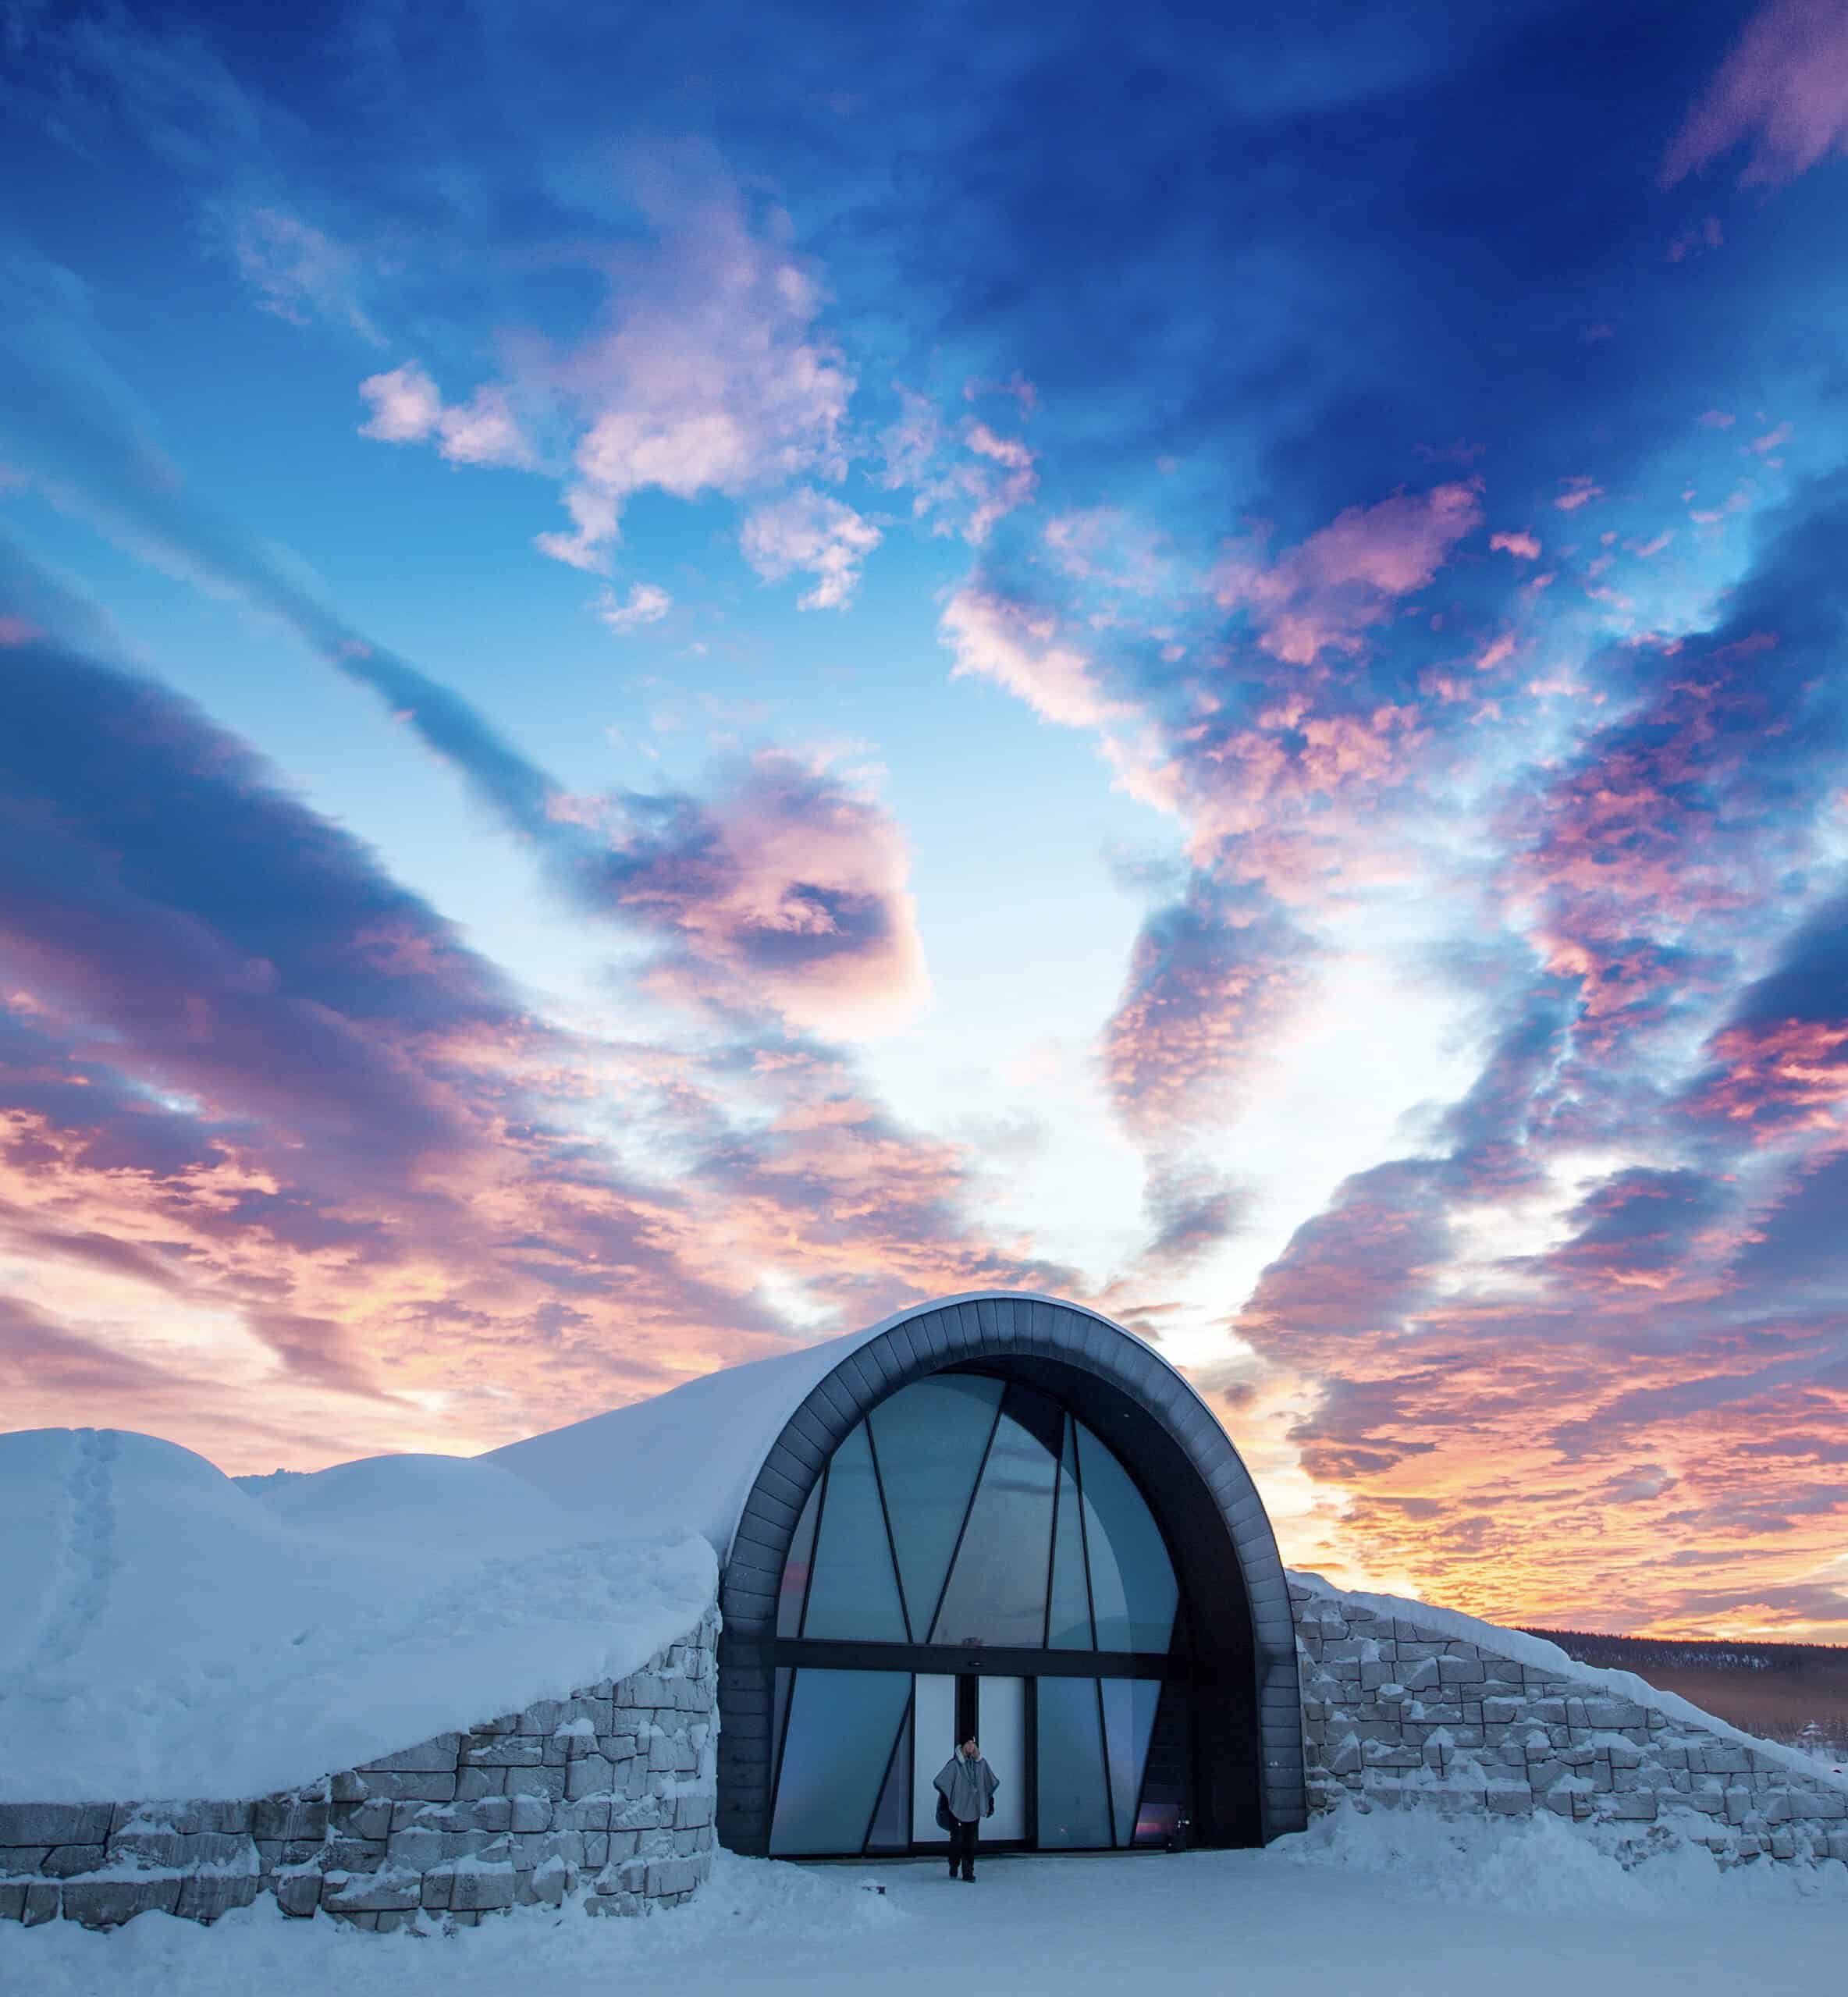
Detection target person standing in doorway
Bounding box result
[933,1736,997,1881]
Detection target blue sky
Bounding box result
[2,0,1847,1637]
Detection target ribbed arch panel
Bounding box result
[715,1295,1305,1856]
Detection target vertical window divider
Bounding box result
[1070,1415,1100,1650]
[1040,1417,1062,1650]
[771,1666,798,1816]
[863,1416,912,1643]
[1093,1675,1117,1851]
[796,1462,829,1639]
[924,1390,1007,1644]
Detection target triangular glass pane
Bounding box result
[867,1374,1002,1639]
[1100,1676,1160,1848]
[801,1423,907,1640]
[1076,1421,1177,1652]
[1047,1417,1093,1648]
[777,1478,822,1638]
[929,1410,1057,1646]
[865,1698,913,1850]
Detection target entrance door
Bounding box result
[911,1673,956,1844]
[912,1673,1028,1846]
[977,1676,1027,1842]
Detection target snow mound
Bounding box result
[0,1428,716,1803]
[1281,1796,1848,1909]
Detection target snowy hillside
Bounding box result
[0,1428,715,1802]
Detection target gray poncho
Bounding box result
[933,1751,999,1824]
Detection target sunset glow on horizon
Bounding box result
[2,0,1846,1644]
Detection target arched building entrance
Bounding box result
[713,1295,1303,1857]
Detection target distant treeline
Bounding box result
[1523,1627,1848,1758]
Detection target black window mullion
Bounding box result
[863,1416,912,1643]
[923,1391,1006,1643]
[1093,1676,1118,1850]
[770,1666,798,1821]
[1040,1416,1062,1650]
[797,1462,829,1639]
[1069,1413,1100,1651]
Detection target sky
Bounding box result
[1,0,1846,1642]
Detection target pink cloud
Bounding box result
[358,364,535,470]
[958,423,1037,544]
[532,187,853,571]
[1700,410,1738,428]
[1665,0,1848,186]
[1102,885,1310,1142]
[593,748,932,1034]
[1553,477,1604,512]
[1491,529,1541,560]
[1212,481,1483,665]
[938,585,1133,730]
[740,489,881,609]
[595,582,672,634]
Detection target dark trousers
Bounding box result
[947,1817,979,1878]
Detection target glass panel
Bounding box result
[912,1674,957,1842]
[867,1375,1002,1638]
[929,1410,1057,1646]
[801,1423,907,1641]
[978,1675,1027,1840]
[1047,1416,1093,1649]
[1076,1422,1178,1652]
[1132,1679,1190,1847]
[865,1697,913,1850]
[1035,1677,1111,1849]
[769,1668,912,1854]
[1100,1677,1161,1847]
[776,1479,821,1638]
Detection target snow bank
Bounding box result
[1279,1795,1848,1910]
[0,1428,715,1802]
[0,1851,904,1997]
[1288,1569,1847,1789]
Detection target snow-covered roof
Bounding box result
[0,1291,1135,1804]
[484,1288,1152,1558]
[0,1427,714,1803]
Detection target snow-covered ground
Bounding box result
[5,1814,1843,1997]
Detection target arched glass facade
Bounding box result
[766,1370,1194,1856]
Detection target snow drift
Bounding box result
[0,1427,715,1802]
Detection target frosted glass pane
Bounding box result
[1035,1677,1111,1849]
[929,1412,1056,1646]
[1047,1417,1093,1649]
[865,1700,912,1850]
[1076,1422,1177,1653]
[769,1669,912,1854]
[801,1423,906,1641]
[868,1375,1002,1639]
[978,1675,1026,1841]
[1100,1676,1160,1847]
[912,1674,956,1842]
[776,1480,820,1638]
